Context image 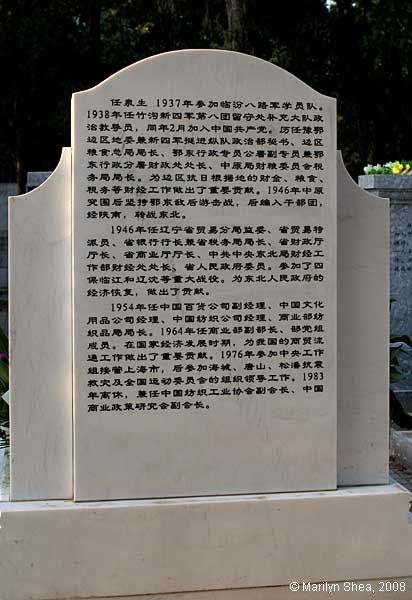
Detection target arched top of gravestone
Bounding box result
[72,49,335,107]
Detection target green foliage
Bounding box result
[0,1,412,181]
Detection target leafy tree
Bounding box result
[0,0,411,183]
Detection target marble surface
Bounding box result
[0,484,411,600]
[72,49,337,501]
[337,153,389,485]
[9,148,73,500]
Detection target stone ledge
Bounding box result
[1,485,412,600]
[359,174,412,191]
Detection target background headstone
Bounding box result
[359,174,412,411]
[72,50,337,501]
[26,171,52,192]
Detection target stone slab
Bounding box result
[0,485,412,600]
[72,48,337,501]
[388,201,412,405]
[359,173,412,406]
[359,174,412,191]
[390,203,412,332]
[8,148,73,501]
[337,153,389,485]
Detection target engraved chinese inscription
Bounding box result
[81,97,329,413]
[72,51,336,500]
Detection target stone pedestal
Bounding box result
[0,474,412,600]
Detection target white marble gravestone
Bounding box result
[72,50,337,501]
[7,149,389,503]
[5,51,409,600]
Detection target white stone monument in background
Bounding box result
[1,50,411,600]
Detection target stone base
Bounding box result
[1,484,412,600]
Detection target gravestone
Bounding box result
[3,51,410,600]
[359,175,412,409]
[72,50,337,500]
